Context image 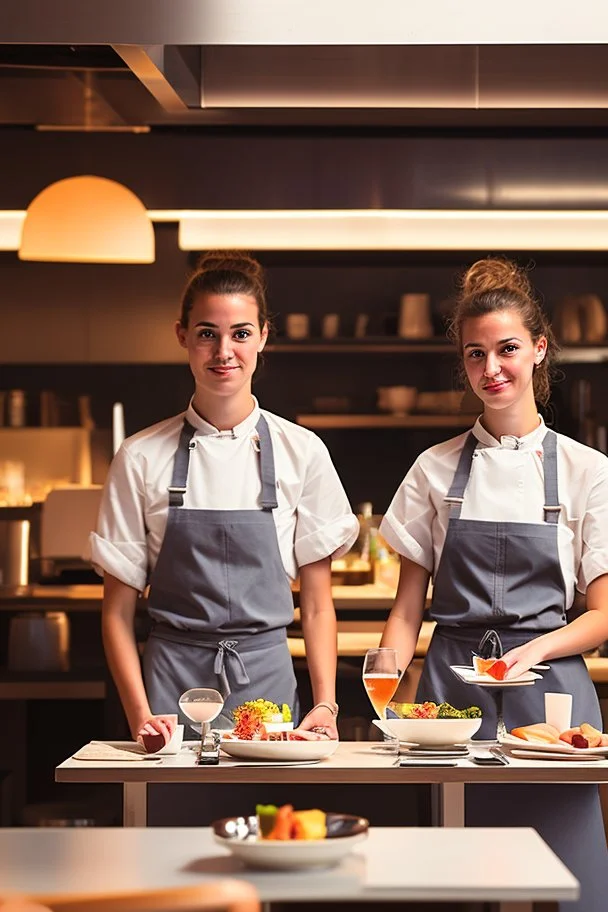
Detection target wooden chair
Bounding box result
[0,881,260,912]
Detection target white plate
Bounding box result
[373,717,482,747]
[450,665,542,687]
[499,733,608,757]
[213,831,367,870]
[219,738,339,762]
[510,749,606,762]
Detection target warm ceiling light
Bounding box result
[19,176,155,263]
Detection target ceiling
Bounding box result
[2,2,608,131]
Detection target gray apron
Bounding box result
[142,414,298,728]
[418,429,608,912]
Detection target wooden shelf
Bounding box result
[297,413,479,429]
[268,341,608,360]
[266,339,451,354]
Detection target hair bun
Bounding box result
[461,257,532,301]
[195,250,264,282]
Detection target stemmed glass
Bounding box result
[178,688,224,760]
[362,647,400,720]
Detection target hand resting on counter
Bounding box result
[136,714,178,753]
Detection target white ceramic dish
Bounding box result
[213,813,368,870]
[373,717,481,747]
[219,738,339,762]
[499,733,608,757]
[450,665,542,687]
[510,749,606,762]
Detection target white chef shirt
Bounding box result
[380,416,608,607]
[91,397,359,592]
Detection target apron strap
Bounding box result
[256,414,279,510]
[541,429,560,524]
[213,639,251,698]
[445,431,478,519]
[168,420,197,507]
[167,414,279,511]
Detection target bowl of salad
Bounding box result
[375,701,482,746]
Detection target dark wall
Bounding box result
[2,128,608,510]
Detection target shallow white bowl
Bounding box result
[374,717,482,746]
[213,813,368,870]
[219,738,339,762]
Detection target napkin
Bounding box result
[72,741,161,762]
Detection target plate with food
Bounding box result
[219,698,338,762]
[450,663,542,687]
[499,722,608,756]
[373,701,482,746]
[213,804,368,870]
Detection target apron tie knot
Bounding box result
[214,639,250,697]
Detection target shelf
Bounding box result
[557,347,608,363]
[266,338,451,354]
[296,413,480,429]
[269,341,608,360]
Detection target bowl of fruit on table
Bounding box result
[213,803,369,869]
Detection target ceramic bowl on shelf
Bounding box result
[376,385,417,415]
[212,812,369,870]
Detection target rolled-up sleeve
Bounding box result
[89,445,149,592]
[379,460,436,573]
[578,458,608,592]
[294,437,359,567]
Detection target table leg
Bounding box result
[123,783,147,826]
[431,782,465,826]
[499,903,533,911]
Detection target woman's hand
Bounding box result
[501,640,545,681]
[298,703,339,740]
[135,714,177,753]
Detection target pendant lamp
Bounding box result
[19,175,155,263]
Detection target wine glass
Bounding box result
[362,647,400,720]
[178,687,224,750]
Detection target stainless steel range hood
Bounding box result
[2,0,608,127]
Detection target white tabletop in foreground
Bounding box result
[0,826,578,908]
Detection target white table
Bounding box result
[0,826,578,912]
[56,740,608,828]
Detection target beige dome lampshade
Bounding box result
[18,175,155,263]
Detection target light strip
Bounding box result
[0,212,25,250]
[4,209,608,252]
[177,209,608,251]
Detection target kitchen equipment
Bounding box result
[415,390,464,414]
[377,386,417,415]
[7,390,26,427]
[112,402,125,455]
[285,313,310,340]
[398,293,432,339]
[40,486,103,579]
[0,461,26,506]
[321,313,340,338]
[8,610,70,671]
[0,519,30,588]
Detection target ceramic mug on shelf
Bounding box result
[398,293,433,339]
[285,313,310,340]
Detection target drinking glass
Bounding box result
[362,648,400,719]
[178,687,224,740]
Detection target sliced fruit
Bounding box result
[486,659,508,680]
[511,723,560,744]
[473,656,497,675]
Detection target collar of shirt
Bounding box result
[472,414,547,451]
[184,396,261,439]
